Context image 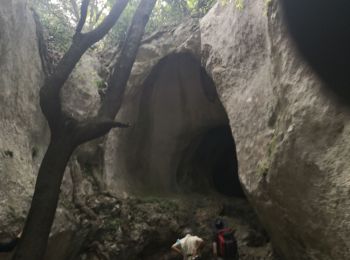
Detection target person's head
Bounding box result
[215,218,224,230]
[182,227,192,236]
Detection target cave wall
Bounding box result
[0,0,48,232]
[0,1,101,258]
[104,48,230,195]
[1,0,349,259]
[201,0,350,259]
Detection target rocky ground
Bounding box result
[73,193,277,260]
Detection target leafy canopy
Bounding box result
[32,0,217,51]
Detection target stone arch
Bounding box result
[105,52,244,197]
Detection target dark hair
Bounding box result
[182,228,192,236]
[215,218,224,229]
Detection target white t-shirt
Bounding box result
[176,234,203,260]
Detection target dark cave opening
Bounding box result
[203,126,244,197]
[119,51,245,197]
[177,124,245,198]
[166,53,245,198]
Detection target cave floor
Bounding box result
[74,193,278,260]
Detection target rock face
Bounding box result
[0,1,101,258]
[104,20,242,197]
[1,0,349,259]
[201,0,350,259]
[61,53,101,120]
[0,0,48,233]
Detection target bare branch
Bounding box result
[84,0,129,43]
[98,0,158,119]
[40,0,130,127]
[95,2,108,23]
[70,0,80,21]
[48,0,129,90]
[75,0,90,35]
[74,118,129,144]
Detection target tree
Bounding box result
[33,0,216,51]
[12,0,157,259]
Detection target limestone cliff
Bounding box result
[0,1,101,258]
[1,0,349,259]
[201,1,350,259]
[103,20,242,196]
[0,0,47,233]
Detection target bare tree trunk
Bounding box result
[12,0,157,259]
[13,137,74,260]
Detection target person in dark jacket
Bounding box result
[212,219,238,260]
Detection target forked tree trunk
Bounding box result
[12,0,157,259]
[13,136,75,259]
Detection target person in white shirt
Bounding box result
[171,228,204,260]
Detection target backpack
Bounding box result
[217,228,237,258]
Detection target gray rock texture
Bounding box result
[76,194,273,260]
[0,0,47,233]
[103,20,234,196]
[61,53,101,120]
[1,0,349,259]
[201,0,350,259]
[0,1,100,258]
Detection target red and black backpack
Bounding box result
[217,228,237,257]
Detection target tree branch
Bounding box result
[74,118,129,145]
[70,0,80,21]
[47,0,129,90]
[98,0,157,119]
[84,0,129,44]
[95,2,108,23]
[40,0,130,127]
[75,0,91,35]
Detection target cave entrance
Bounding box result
[199,126,243,197]
[177,124,244,197]
[113,52,244,197]
[167,54,244,198]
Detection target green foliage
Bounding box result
[234,0,244,9]
[32,0,216,51]
[139,196,179,212]
[104,218,122,230]
[257,132,280,177]
[96,79,107,90]
[219,0,243,9]
[32,0,75,51]
[264,0,272,15]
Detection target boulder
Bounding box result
[0,0,48,233]
[201,0,350,259]
[103,20,238,196]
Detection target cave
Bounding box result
[177,125,244,197]
[108,52,244,197]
